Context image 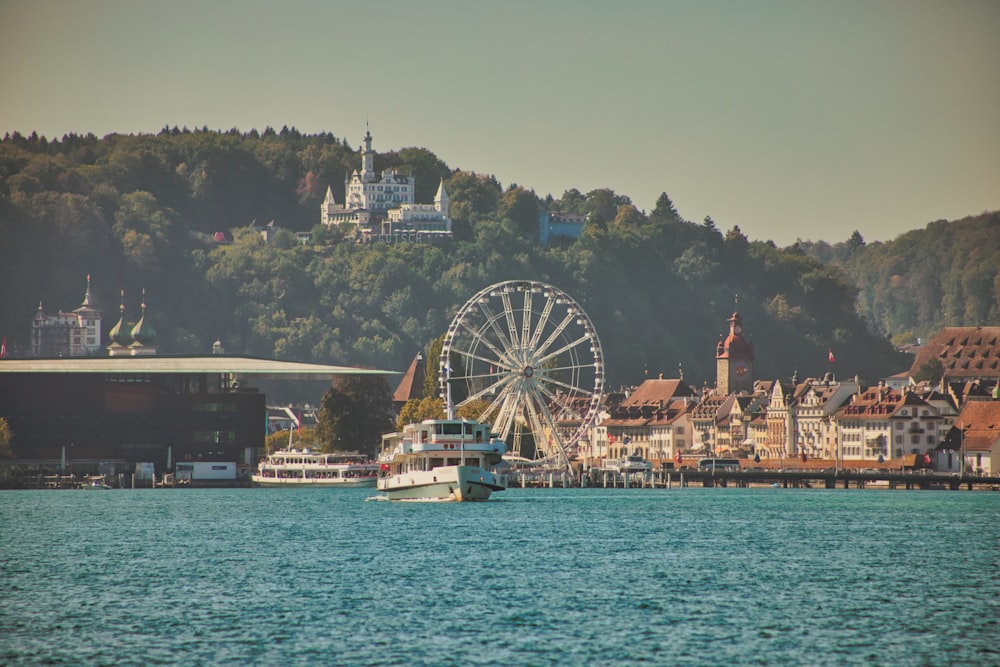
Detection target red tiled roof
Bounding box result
[909,327,1000,379]
[956,401,1000,452]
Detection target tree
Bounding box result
[396,396,445,430]
[652,192,680,221]
[422,335,446,399]
[445,171,502,224]
[499,186,541,239]
[315,375,394,456]
[913,358,944,384]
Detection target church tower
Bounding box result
[716,304,754,395]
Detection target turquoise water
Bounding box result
[2,487,998,666]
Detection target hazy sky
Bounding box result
[2,0,997,246]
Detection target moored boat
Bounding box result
[252,449,379,487]
[377,418,506,501]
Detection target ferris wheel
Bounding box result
[439,280,605,475]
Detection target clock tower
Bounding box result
[716,308,754,395]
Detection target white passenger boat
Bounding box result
[377,417,506,501]
[252,449,379,487]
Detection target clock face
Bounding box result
[734,362,749,378]
[734,325,743,334]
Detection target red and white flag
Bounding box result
[828,347,835,363]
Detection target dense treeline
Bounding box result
[1,128,913,398]
[800,213,1000,347]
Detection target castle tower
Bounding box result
[361,129,375,181]
[716,303,754,395]
[434,178,449,216]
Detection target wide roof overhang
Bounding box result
[0,355,399,381]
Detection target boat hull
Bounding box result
[377,465,504,501]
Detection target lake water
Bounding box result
[2,487,998,666]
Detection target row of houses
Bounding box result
[584,373,999,475]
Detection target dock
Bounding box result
[510,468,1000,491]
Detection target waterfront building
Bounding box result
[792,376,861,460]
[953,401,1000,475]
[30,276,102,357]
[690,392,732,457]
[599,377,697,462]
[763,380,798,460]
[0,356,392,480]
[833,386,943,464]
[321,129,451,242]
[716,394,766,457]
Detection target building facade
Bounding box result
[321,130,451,242]
[31,277,102,357]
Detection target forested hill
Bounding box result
[800,211,1000,347]
[1,128,911,390]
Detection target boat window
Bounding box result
[442,423,463,435]
[429,458,444,468]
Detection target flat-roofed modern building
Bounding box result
[0,356,394,477]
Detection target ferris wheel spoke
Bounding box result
[527,293,557,353]
[452,346,516,376]
[532,310,578,361]
[460,371,519,405]
[535,372,591,398]
[498,290,522,353]
[523,389,571,468]
[534,334,592,368]
[457,317,516,368]
[490,383,524,440]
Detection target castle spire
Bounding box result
[81,274,94,307]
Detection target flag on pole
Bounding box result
[828,347,835,363]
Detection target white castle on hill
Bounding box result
[321,129,452,242]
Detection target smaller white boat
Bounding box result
[377,417,506,501]
[606,455,654,474]
[252,448,380,487]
